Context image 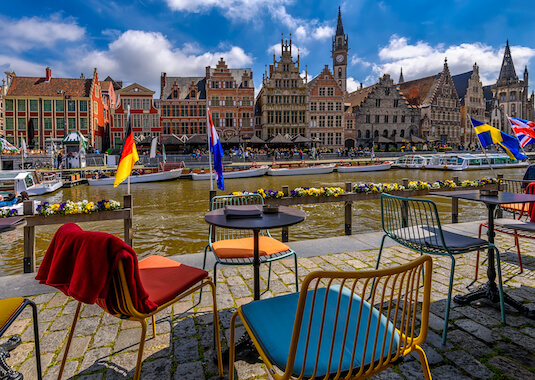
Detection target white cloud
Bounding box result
[346,77,361,93]
[268,4,334,43]
[73,30,253,93]
[0,55,50,77]
[165,0,288,21]
[0,15,85,51]
[350,54,371,67]
[373,35,535,86]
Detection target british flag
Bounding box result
[509,117,535,147]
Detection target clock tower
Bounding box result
[332,7,348,92]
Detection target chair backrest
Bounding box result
[381,193,448,255]
[281,255,432,379]
[209,194,266,243]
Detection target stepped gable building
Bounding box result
[307,65,345,148]
[159,73,207,140]
[450,64,486,146]
[206,58,254,141]
[491,40,534,131]
[112,83,159,148]
[4,67,104,149]
[332,7,348,93]
[256,36,308,140]
[399,59,461,145]
[347,74,419,149]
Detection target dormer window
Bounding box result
[190,91,195,98]
[172,90,178,98]
[243,80,248,88]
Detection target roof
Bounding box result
[118,83,155,95]
[161,77,206,100]
[346,84,376,108]
[482,85,493,102]
[451,71,473,104]
[6,76,92,98]
[398,75,438,106]
[268,133,293,144]
[497,41,519,84]
[208,67,253,88]
[103,76,123,90]
[336,7,344,36]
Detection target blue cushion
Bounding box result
[240,286,399,377]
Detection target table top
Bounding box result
[430,190,535,205]
[205,205,306,230]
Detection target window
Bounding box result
[385,88,390,96]
[319,116,325,127]
[132,99,141,109]
[133,114,141,128]
[283,111,290,123]
[29,99,38,112]
[56,100,64,112]
[365,115,370,123]
[5,99,13,111]
[510,92,517,101]
[393,115,398,123]
[335,115,342,127]
[17,100,26,111]
[401,115,405,123]
[243,80,248,87]
[181,105,187,116]
[94,117,99,129]
[243,97,250,106]
[335,102,342,111]
[5,118,14,130]
[376,99,381,107]
[191,105,197,116]
[95,86,99,97]
[225,112,233,127]
[319,103,325,111]
[327,87,334,96]
[226,97,233,106]
[311,102,317,111]
[142,99,151,109]
[94,101,98,114]
[327,102,333,111]
[44,118,52,130]
[375,115,380,123]
[56,119,64,130]
[500,93,506,102]
[68,118,76,130]
[394,99,399,107]
[384,115,389,123]
[80,118,87,130]
[18,117,26,129]
[143,114,150,129]
[212,112,219,127]
[319,88,326,96]
[43,100,52,112]
[170,104,178,116]
[78,100,87,112]
[67,100,75,112]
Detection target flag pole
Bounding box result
[207,107,214,191]
[471,118,497,178]
[506,114,531,164]
[127,106,131,194]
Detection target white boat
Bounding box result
[0,171,63,196]
[190,165,269,180]
[392,155,432,169]
[336,162,392,173]
[423,153,530,171]
[267,163,336,176]
[1,200,41,216]
[87,169,182,186]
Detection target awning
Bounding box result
[161,135,184,145]
[248,135,265,144]
[267,133,293,144]
[373,136,394,144]
[186,134,208,144]
[293,134,312,143]
[225,136,244,144]
[62,131,88,147]
[409,134,426,143]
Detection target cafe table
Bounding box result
[204,205,306,300]
[431,190,535,319]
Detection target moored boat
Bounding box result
[190,165,268,180]
[267,162,336,176]
[87,169,182,186]
[0,171,63,196]
[423,153,529,171]
[391,155,432,169]
[336,161,392,173]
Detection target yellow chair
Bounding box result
[229,255,433,380]
[0,297,42,380]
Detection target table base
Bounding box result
[454,281,535,319]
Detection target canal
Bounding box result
[0,167,526,275]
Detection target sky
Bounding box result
[2,0,535,97]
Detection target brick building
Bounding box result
[3,67,104,149]
[256,37,308,140]
[307,65,345,148]
[112,83,159,148]
[99,79,117,150]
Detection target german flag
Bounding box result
[114,109,139,187]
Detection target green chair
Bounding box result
[375,193,505,344]
[202,194,299,298]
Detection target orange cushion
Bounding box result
[212,236,290,259]
[138,255,208,306]
[502,203,528,213]
[0,297,24,330]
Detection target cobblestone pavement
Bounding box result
[3,233,535,379]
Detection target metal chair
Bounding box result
[376,193,504,344]
[203,194,299,296]
[229,255,433,380]
[0,297,42,380]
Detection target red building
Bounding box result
[3,67,104,149]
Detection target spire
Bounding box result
[497,40,519,84]
[336,6,344,36]
[398,67,404,83]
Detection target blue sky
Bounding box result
[2,0,535,96]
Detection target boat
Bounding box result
[87,169,182,186]
[190,165,269,180]
[391,155,433,169]
[1,200,41,216]
[267,162,336,176]
[423,153,530,171]
[336,161,392,173]
[0,171,63,196]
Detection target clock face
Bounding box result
[336,54,344,63]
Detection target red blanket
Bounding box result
[36,223,157,313]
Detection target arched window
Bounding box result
[400,129,405,137]
[374,130,379,138]
[358,130,362,138]
[365,130,370,138]
[383,129,388,137]
[338,68,342,78]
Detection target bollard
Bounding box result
[282,186,289,241]
[345,182,352,235]
[402,178,409,188]
[23,200,35,273]
[123,194,133,247]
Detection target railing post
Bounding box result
[402,178,409,188]
[123,194,133,247]
[453,176,459,186]
[282,186,289,242]
[452,198,459,223]
[23,200,35,273]
[345,182,352,235]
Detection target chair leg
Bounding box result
[414,344,432,380]
[198,245,210,304]
[57,301,82,380]
[208,280,223,377]
[151,315,156,337]
[442,255,456,345]
[513,231,523,273]
[476,224,484,281]
[293,251,299,293]
[133,319,148,380]
[266,261,273,292]
[28,300,42,380]
[493,246,506,324]
[369,235,387,300]
[228,311,240,380]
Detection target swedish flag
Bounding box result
[471,117,527,161]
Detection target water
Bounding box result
[0,167,526,275]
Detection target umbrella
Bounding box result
[0,137,18,152]
[225,136,244,144]
[248,135,265,144]
[267,133,293,144]
[63,131,89,148]
[409,134,426,143]
[186,134,207,144]
[373,136,394,144]
[292,135,312,143]
[161,135,184,145]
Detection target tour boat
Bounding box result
[423,153,530,171]
[87,169,182,186]
[190,165,269,180]
[0,171,63,196]
[1,200,41,216]
[336,161,392,173]
[391,155,433,169]
[267,162,336,176]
